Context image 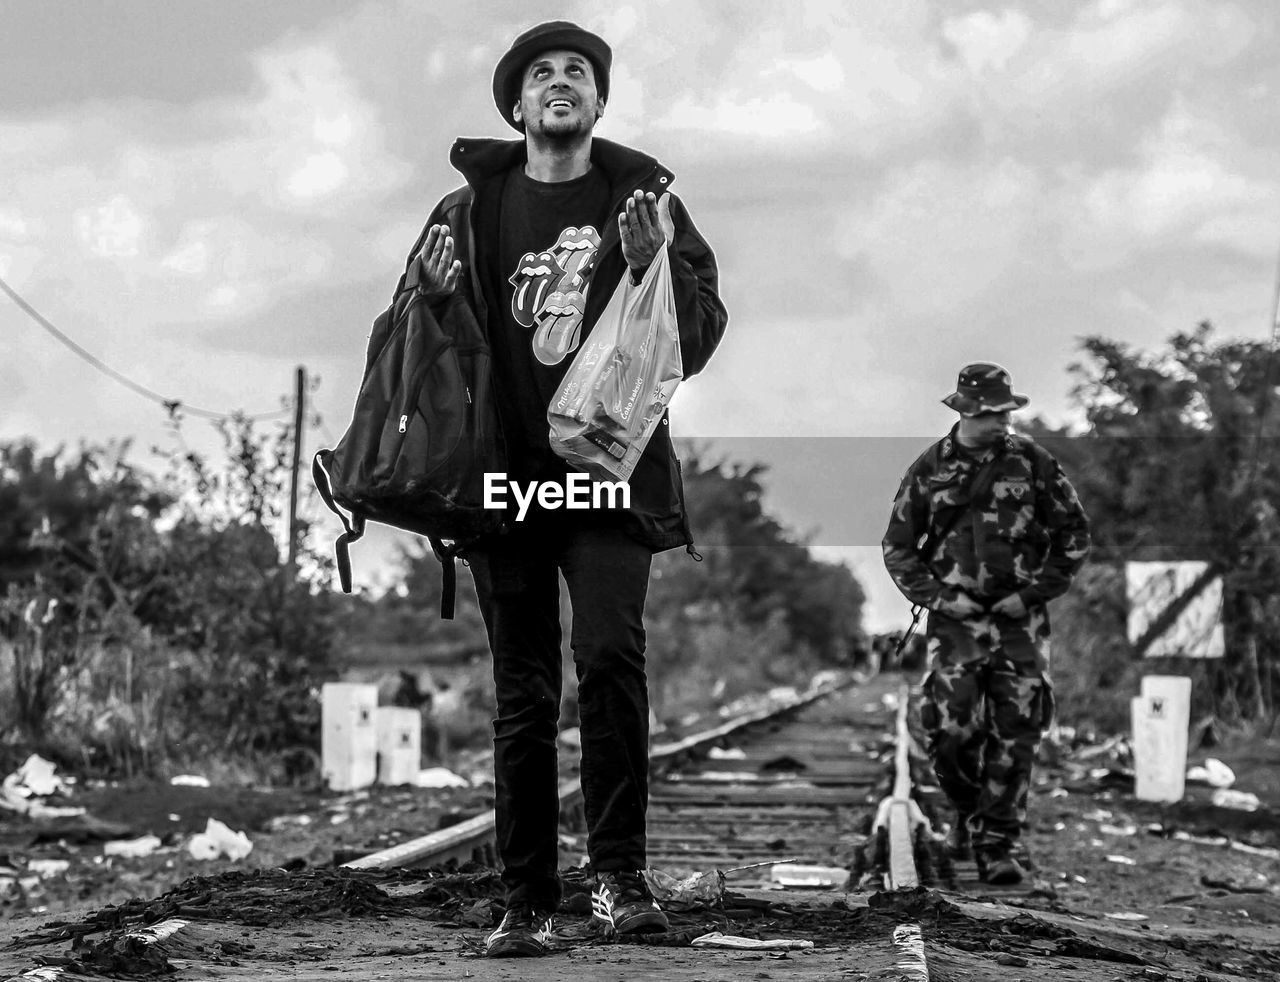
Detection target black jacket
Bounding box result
[419,136,729,552]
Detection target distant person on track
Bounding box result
[410,21,728,957]
[881,363,1090,885]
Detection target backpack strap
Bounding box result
[429,536,459,620]
[311,452,365,594]
[898,446,1008,647]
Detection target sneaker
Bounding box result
[944,816,972,861]
[976,848,1025,886]
[484,904,554,958]
[591,871,669,935]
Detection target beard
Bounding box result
[524,99,599,146]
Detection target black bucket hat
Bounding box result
[941,362,1031,415]
[492,21,612,132]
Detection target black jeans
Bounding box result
[467,516,653,908]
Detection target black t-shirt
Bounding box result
[480,164,612,485]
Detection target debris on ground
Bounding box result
[1211,788,1261,811]
[187,819,253,861]
[1,755,84,819]
[415,767,469,789]
[769,864,849,889]
[5,755,68,798]
[1187,758,1235,788]
[103,835,163,859]
[690,932,814,950]
[644,867,726,908]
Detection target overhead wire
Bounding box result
[0,272,288,422]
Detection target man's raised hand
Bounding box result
[417,224,461,299]
[618,190,675,276]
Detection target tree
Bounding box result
[0,414,346,778]
[1030,323,1279,724]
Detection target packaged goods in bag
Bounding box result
[548,246,682,482]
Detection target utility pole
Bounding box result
[287,365,306,576]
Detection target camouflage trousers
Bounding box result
[920,611,1055,851]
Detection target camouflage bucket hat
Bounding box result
[941,362,1030,415]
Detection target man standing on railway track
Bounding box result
[410,21,728,957]
[881,364,1090,885]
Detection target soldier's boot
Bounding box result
[944,813,972,861]
[976,843,1025,886]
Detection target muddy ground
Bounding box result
[2,681,1279,981]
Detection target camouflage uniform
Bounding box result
[882,426,1090,853]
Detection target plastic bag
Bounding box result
[548,246,682,482]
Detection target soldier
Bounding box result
[882,363,1090,885]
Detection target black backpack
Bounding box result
[313,224,506,618]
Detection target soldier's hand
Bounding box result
[619,190,674,276]
[937,591,984,619]
[991,593,1028,619]
[417,224,461,299]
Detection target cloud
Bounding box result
[834,158,1042,315]
[212,42,412,213]
[74,195,145,258]
[776,52,845,92]
[658,92,824,139]
[1060,101,1279,267]
[942,9,1033,73]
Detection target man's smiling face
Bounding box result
[514,49,602,140]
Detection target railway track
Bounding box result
[9,672,1270,982]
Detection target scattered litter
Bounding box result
[1083,808,1114,821]
[1172,830,1229,848]
[691,932,814,951]
[1106,855,1137,866]
[1049,787,1070,798]
[1105,912,1148,921]
[1230,841,1280,860]
[1211,788,1260,812]
[1073,735,1127,761]
[708,746,747,760]
[1099,823,1138,837]
[27,859,71,878]
[187,818,253,861]
[8,799,86,819]
[644,868,726,906]
[4,754,66,797]
[170,774,211,788]
[268,814,314,831]
[1186,758,1235,788]
[415,767,469,789]
[769,863,850,889]
[104,835,163,859]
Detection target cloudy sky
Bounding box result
[1,0,1277,630]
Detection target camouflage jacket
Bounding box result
[882,427,1091,612]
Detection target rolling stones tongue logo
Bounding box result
[509,225,601,365]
